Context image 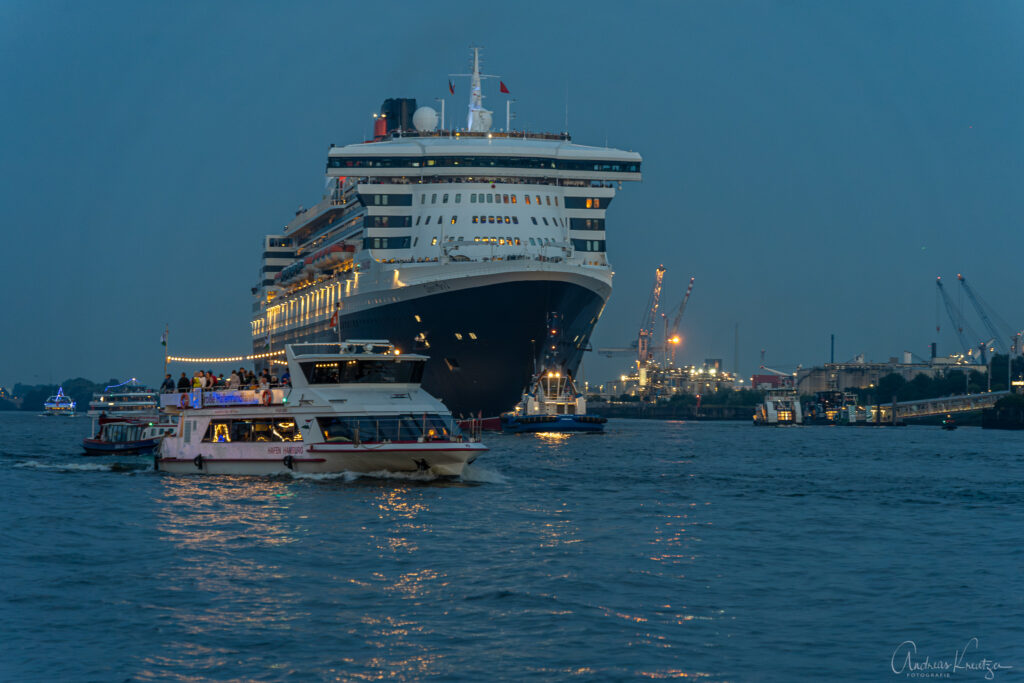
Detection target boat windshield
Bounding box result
[317,414,460,443]
[300,359,424,385]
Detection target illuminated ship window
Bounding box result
[503,194,509,203]
[525,195,531,205]
[454,333,463,340]
[444,358,460,371]
[511,195,517,204]
[504,216,510,224]
[472,216,478,223]
[431,237,438,246]
[468,332,477,340]
[414,315,422,322]
[451,216,457,224]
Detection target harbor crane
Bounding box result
[957,274,1018,356]
[660,277,695,365]
[936,276,984,362]
[635,265,667,363]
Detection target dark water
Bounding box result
[1,412,1022,682]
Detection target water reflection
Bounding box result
[137,476,310,679]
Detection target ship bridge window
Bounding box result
[572,238,606,252]
[570,218,605,231]
[364,194,413,206]
[565,196,611,209]
[363,237,411,250]
[364,216,411,228]
[300,359,425,385]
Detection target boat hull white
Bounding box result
[155,441,486,477]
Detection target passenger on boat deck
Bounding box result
[227,371,240,389]
[177,372,191,393]
[280,369,290,386]
[191,371,203,389]
[160,374,175,393]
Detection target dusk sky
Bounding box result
[2,1,1022,390]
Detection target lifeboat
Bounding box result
[310,244,355,271]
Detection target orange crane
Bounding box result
[662,277,695,365]
[636,265,666,363]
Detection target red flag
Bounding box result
[330,304,339,327]
[499,81,510,94]
[448,80,454,94]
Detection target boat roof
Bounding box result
[328,135,642,162]
[286,341,428,362]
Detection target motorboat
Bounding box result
[155,340,486,476]
[82,416,178,455]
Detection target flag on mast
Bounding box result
[448,79,455,95]
[160,327,168,347]
[330,303,339,328]
[499,81,510,94]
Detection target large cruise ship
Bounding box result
[251,49,642,416]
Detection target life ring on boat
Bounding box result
[179,394,190,409]
[283,455,294,470]
[261,390,273,406]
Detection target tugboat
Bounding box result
[43,387,76,416]
[154,340,486,476]
[501,369,606,433]
[82,416,178,455]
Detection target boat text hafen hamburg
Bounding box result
[251,48,642,417]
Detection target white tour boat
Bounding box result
[43,387,76,416]
[155,340,487,476]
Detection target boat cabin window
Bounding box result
[317,414,460,444]
[300,359,425,384]
[202,419,301,443]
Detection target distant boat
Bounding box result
[42,387,76,416]
[941,415,958,431]
[501,368,606,434]
[753,387,803,426]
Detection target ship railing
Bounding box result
[160,386,293,410]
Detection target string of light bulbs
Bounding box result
[165,350,286,364]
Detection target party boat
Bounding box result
[155,341,486,476]
[43,387,76,416]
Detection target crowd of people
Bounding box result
[160,367,290,393]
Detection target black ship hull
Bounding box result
[261,279,605,417]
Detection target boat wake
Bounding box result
[12,460,151,474]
